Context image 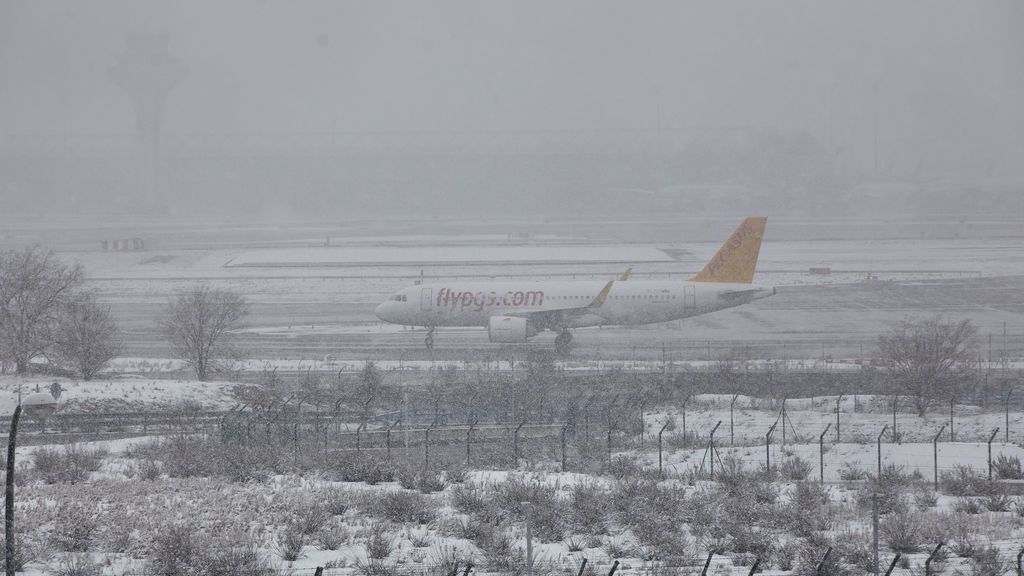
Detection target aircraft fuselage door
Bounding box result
[420,288,433,311]
[684,285,696,313]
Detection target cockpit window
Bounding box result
[391,294,407,302]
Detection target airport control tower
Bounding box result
[109,34,186,208]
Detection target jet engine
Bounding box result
[487,316,536,343]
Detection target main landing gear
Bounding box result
[424,327,435,350]
[554,329,573,354]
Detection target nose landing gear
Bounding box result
[424,327,435,350]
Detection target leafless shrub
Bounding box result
[353,559,400,576]
[292,503,329,535]
[273,525,306,562]
[778,456,813,481]
[992,454,1024,480]
[52,504,100,552]
[565,536,586,552]
[377,490,436,524]
[913,487,938,509]
[881,510,922,553]
[329,452,395,484]
[569,482,610,535]
[408,528,431,548]
[316,524,348,551]
[54,554,102,576]
[941,465,986,496]
[602,536,639,559]
[417,470,448,494]
[609,454,654,480]
[968,545,1009,576]
[445,463,468,484]
[451,482,491,516]
[839,461,868,481]
[954,497,984,515]
[321,487,351,516]
[0,534,43,573]
[365,524,395,560]
[101,508,139,554]
[430,543,472,575]
[129,457,162,481]
[34,445,105,484]
[793,541,853,576]
[787,482,832,537]
[145,523,202,575]
[479,529,520,572]
[982,491,1012,512]
[494,476,565,541]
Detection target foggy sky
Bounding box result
[2,0,1023,203]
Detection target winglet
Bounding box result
[619,267,632,281]
[689,217,767,284]
[589,280,615,307]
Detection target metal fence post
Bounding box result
[892,395,899,443]
[988,427,1000,481]
[766,421,778,476]
[514,420,526,467]
[924,542,944,576]
[607,560,620,576]
[560,424,569,472]
[819,423,832,483]
[1006,389,1013,444]
[424,427,431,471]
[815,547,832,576]
[872,495,879,575]
[700,552,714,576]
[658,420,670,478]
[933,424,946,490]
[730,393,739,446]
[950,399,955,441]
[386,417,401,462]
[576,558,588,576]
[1017,547,1024,576]
[606,417,614,468]
[523,501,533,576]
[747,558,760,576]
[877,425,889,479]
[836,393,845,443]
[884,554,901,576]
[681,395,690,448]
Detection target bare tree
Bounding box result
[0,247,84,374]
[53,293,121,380]
[161,286,247,381]
[878,316,978,416]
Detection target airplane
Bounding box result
[374,217,774,352]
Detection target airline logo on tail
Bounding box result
[689,217,767,284]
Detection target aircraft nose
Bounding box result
[374,301,390,321]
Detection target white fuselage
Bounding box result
[374,280,774,331]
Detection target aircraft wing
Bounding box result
[501,280,615,329]
[717,288,762,302]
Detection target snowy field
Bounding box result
[5,385,1024,575]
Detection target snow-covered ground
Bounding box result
[0,375,241,415]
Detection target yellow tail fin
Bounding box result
[689,217,767,284]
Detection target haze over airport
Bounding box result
[2,1,1023,218]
